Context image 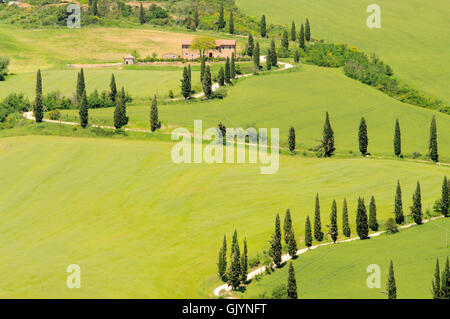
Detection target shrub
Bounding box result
[212,87,228,99]
[248,255,260,268]
[0,56,10,81]
[271,284,287,299]
[412,151,422,159]
[48,109,61,120]
[385,218,399,234]
[0,92,31,122]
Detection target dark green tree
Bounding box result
[150,95,158,132]
[330,200,338,243]
[228,250,241,289]
[287,230,297,258]
[229,11,234,34]
[432,258,441,299]
[253,42,260,71]
[293,49,300,64]
[299,24,305,50]
[342,198,351,237]
[202,65,212,98]
[76,68,85,104]
[394,118,401,157]
[260,15,267,38]
[283,209,293,244]
[188,64,192,85]
[247,33,254,57]
[358,117,368,156]
[217,235,227,281]
[429,116,439,162]
[321,112,335,157]
[291,21,297,41]
[225,57,231,84]
[92,0,98,16]
[34,69,43,122]
[200,56,206,81]
[109,73,117,102]
[410,181,423,225]
[241,238,248,282]
[231,53,236,79]
[387,260,397,299]
[79,89,88,128]
[139,3,146,24]
[218,67,225,86]
[269,39,278,67]
[181,67,191,99]
[441,257,449,299]
[288,126,296,152]
[287,262,298,299]
[441,176,449,217]
[218,2,225,30]
[194,7,199,28]
[314,193,323,241]
[356,197,369,239]
[270,214,282,267]
[113,87,128,129]
[282,29,289,50]
[305,215,312,248]
[395,180,405,224]
[369,196,379,231]
[231,229,240,257]
[305,18,311,42]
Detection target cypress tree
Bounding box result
[342,198,351,237]
[218,67,225,86]
[283,208,293,244]
[305,215,312,248]
[266,51,272,70]
[181,67,191,99]
[79,89,88,128]
[432,258,441,299]
[299,24,305,50]
[291,21,297,42]
[150,95,158,132]
[330,200,338,243]
[113,87,127,129]
[429,116,439,162]
[225,57,231,84]
[200,56,206,81]
[228,250,241,289]
[394,118,401,157]
[282,29,289,50]
[229,11,234,34]
[34,69,43,122]
[218,3,225,30]
[93,0,98,16]
[241,238,248,282]
[358,117,368,156]
[109,73,117,102]
[288,126,296,152]
[293,49,300,64]
[441,257,449,299]
[387,260,397,299]
[394,180,405,224]
[441,176,449,217]
[321,112,335,157]
[231,53,236,79]
[247,33,254,57]
[270,214,282,267]
[410,181,423,225]
[260,15,266,38]
[194,7,199,28]
[369,196,379,231]
[287,230,297,258]
[217,235,227,281]
[188,64,192,85]
[231,229,240,257]
[139,3,146,24]
[202,65,212,98]
[186,16,192,30]
[305,18,311,42]
[269,39,277,67]
[356,197,369,239]
[314,193,323,241]
[253,42,260,71]
[76,68,85,104]
[287,262,298,299]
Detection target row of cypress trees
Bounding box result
[218,55,236,87]
[217,230,248,290]
[432,257,450,299]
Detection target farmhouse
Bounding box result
[163,53,180,60]
[123,55,135,65]
[181,39,236,60]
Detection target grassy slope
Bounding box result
[240,218,450,299]
[60,65,450,160]
[0,135,448,298]
[237,0,450,104]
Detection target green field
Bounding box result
[237,0,450,104]
[59,65,450,161]
[0,135,448,298]
[239,218,450,299]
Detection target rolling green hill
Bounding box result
[237,0,450,104]
[239,218,450,299]
[0,135,448,297]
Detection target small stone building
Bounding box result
[181,40,236,60]
[123,55,135,65]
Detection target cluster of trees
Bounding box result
[139,3,169,25]
[217,55,236,87]
[0,56,9,81]
[217,231,248,290]
[288,112,441,162]
[0,93,30,123]
[432,257,449,299]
